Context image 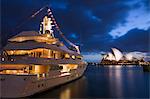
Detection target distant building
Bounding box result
[101,48,144,64]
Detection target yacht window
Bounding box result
[61,54,65,59]
[49,65,60,70]
[0,78,5,81]
[29,66,32,70]
[48,50,53,58]
[65,53,70,59]
[76,56,82,60]
[6,48,63,59]
[71,55,75,59]
[24,78,27,81]
[39,74,43,77]
[54,51,61,59]
[51,51,54,58]
[59,66,63,70]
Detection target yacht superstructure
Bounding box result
[0,7,87,98]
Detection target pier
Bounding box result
[139,62,150,72]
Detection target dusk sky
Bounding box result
[1,0,150,60]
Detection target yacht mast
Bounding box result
[46,8,81,54]
[17,6,81,54]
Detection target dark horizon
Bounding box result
[1,0,150,53]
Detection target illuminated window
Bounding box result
[1,57,5,61]
[76,56,82,60]
[71,55,75,59]
[6,48,63,59]
[54,51,61,59]
[65,54,70,59]
[48,50,53,58]
[59,64,78,72]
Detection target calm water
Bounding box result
[31,65,150,98]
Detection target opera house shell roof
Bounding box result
[103,48,143,61]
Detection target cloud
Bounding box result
[109,0,150,39]
[1,0,149,52]
[84,10,101,22]
[110,28,149,51]
[82,52,105,62]
[83,53,101,62]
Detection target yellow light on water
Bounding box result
[60,88,71,99]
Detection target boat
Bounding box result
[0,7,87,98]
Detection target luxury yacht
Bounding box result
[0,7,87,98]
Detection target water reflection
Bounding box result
[106,65,122,68]
[108,65,123,97]
[107,65,148,98]
[31,76,87,98]
[60,88,70,99]
[31,65,149,98]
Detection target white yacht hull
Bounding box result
[0,64,87,98]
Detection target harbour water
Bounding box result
[31,65,149,98]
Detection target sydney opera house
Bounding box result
[101,48,144,65]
